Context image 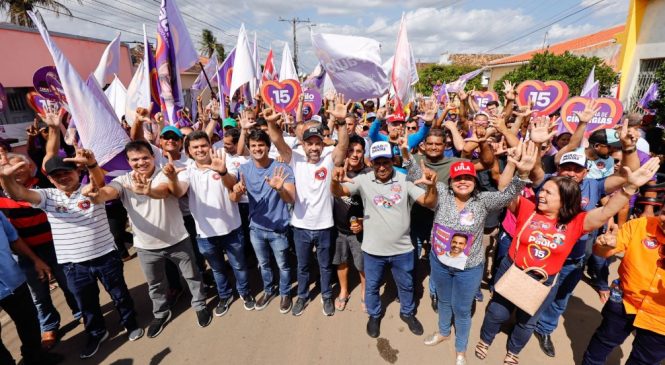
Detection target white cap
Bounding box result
[369,141,393,161]
[559,150,587,168]
[309,115,322,123]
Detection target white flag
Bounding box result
[229,24,257,100]
[125,61,149,126]
[93,32,121,86]
[29,11,129,166]
[250,32,259,99]
[104,75,127,120]
[392,13,411,109]
[279,42,298,82]
[311,32,388,101]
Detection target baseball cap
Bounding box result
[44,156,77,175]
[309,115,323,123]
[450,161,476,179]
[160,125,183,138]
[369,141,393,161]
[302,125,324,141]
[222,117,238,129]
[559,150,587,168]
[386,113,406,124]
[366,112,377,120]
[588,129,621,148]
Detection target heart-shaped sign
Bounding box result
[517,80,569,116]
[559,96,623,138]
[528,243,551,261]
[26,91,51,116]
[261,79,302,113]
[298,88,322,120]
[473,91,499,110]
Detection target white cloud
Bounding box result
[581,0,629,17]
[548,23,598,40]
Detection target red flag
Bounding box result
[262,49,277,82]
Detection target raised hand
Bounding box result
[162,154,186,181]
[26,118,40,138]
[618,119,638,149]
[135,106,151,124]
[596,224,618,248]
[125,172,153,195]
[528,116,557,144]
[574,98,600,124]
[200,148,227,174]
[40,103,60,128]
[503,80,516,101]
[0,149,25,177]
[265,165,289,191]
[233,174,247,195]
[622,157,660,189]
[333,160,354,183]
[457,88,468,101]
[239,110,256,130]
[81,179,100,199]
[376,107,387,120]
[328,93,351,121]
[417,99,437,123]
[508,140,538,175]
[414,159,437,187]
[262,107,281,124]
[63,148,96,167]
[210,99,221,120]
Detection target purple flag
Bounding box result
[580,66,599,98]
[638,82,659,112]
[447,68,485,93]
[217,48,236,97]
[192,50,219,91]
[437,80,449,103]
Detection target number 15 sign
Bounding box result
[516,80,569,116]
[260,79,302,113]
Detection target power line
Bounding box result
[279,17,311,75]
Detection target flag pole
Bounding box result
[199,61,216,99]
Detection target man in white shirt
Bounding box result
[266,94,349,317]
[81,140,211,338]
[0,152,142,359]
[175,131,256,316]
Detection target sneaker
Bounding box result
[400,313,424,336]
[79,331,109,359]
[321,297,335,316]
[214,296,233,317]
[255,291,277,311]
[196,308,212,327]
[147,310,172,338]
[127,327,144,341]
[292,297,308,316]
[366,316,381,338]
[242,294,256,311]
[279,296,292,314]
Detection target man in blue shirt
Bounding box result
[0,210,63,365]
[233,129,296,314]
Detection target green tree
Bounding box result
[199,29,224,61]
[416,64,484,95]
[494,52,617,99]
[647,62,665,126]
[0,0,79,27]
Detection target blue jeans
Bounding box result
[62,251,137,338]
[430,251,483,352]
[292,227,333,300]
[479,256,558,354]
[535,255,585,336]
[196,227,250,299]
[586,254,609,291]
[583,300,665,365]
[364,251,415,318]
[249,226,292,296]
[490,229,513,289]
[18,244,81,332]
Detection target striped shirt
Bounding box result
[32,186,115,264]
[0,178,53,247]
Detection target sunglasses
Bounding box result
[161,134,182,141]
[406,126,418,131]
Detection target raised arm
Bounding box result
[0,151,42,205]
[603,121,641,193]
[554,99,598,164]
[329,93,351,167]
[264,108,292,164]
[130,107,152,142]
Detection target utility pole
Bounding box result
[278,17,311,75]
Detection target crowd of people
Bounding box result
[0,82,664,365]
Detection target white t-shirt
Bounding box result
[270,135,299,160]
[208,147,251,204]
[179,165,241,238]
[151,145,193,214]
[289,147,335,230]
[108,169,188,249]
[32,187,116,264]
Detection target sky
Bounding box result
[29,0,629,74]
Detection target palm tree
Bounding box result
[199,28,224,62]
[0,0,79,27]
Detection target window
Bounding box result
[629,58,664,113]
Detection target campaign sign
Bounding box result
[473,91,499,110]
[33,66,67,104]
[261,79,302,113]
[300,88,322,120]
[431,223,474,270]
[0,83,7,112]
[26,91,52,116]
[560,96,623,138]
[517,80,569,116]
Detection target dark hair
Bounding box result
[486,100,500,108]
[542,176,582,224]
[426,128,446,141]
[224,128,240,144]
[247,129,271,149]
[451,233,468,243]
[184,131,210,157]
[124,140,153,159]
[255,117,268,126]
[349,135,366,150]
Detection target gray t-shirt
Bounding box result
[345,171,425,256]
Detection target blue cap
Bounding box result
[160,125,183,138]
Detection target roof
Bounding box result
[488,25,625,67]
[447,53,511,67]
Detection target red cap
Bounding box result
[449,161,476,180]
[386,112,406,123]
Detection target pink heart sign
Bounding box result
[473,91,499,110]
[261,79,302,113]
[560,96,623,138]
[517,80,569,116]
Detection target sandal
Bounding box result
[503,351,519,365]
[598,290,610,304]
[335,296,350,311]
[475,341,489,360]
[41,330,58,350]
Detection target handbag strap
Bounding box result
[511,212,536,261]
